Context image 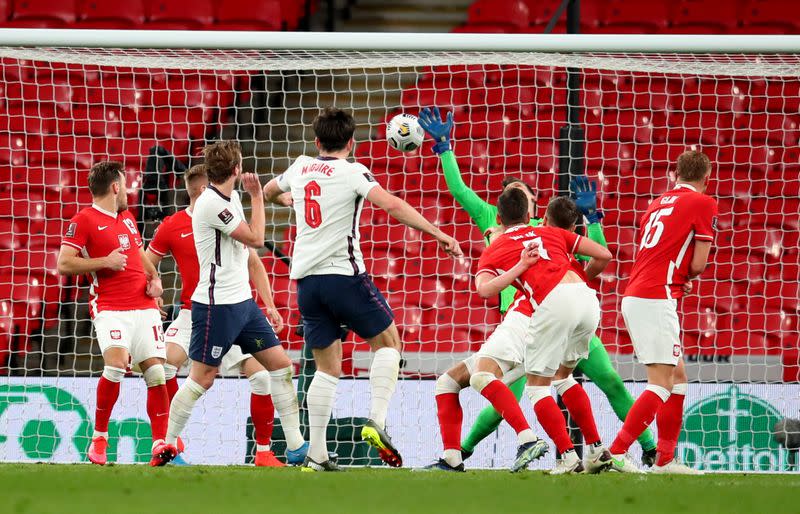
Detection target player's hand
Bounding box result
[146,277,163,298]
[275,192,293,207]
[418,106,453,155]
[155,297,167,320]
[519,243,540,268]
[571,176,603,224]
[266,306,284,334]
[242,173,262,198]
[683,281,694,295]
[104,248,127,271]
[437,234,463,257]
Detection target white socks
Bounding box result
[646,384,672,403]
[166,377,206,445]
[368,347,400,430]
[269,366,304,451]
[307,371,339,463]
[443,449,462,468]
[247,370,271,395]
[163,363,178,381]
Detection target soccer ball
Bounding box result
[386,113,425,152]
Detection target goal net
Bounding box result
[0,33,798,472]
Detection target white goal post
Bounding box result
[0,30,798,472]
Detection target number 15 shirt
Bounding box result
[277,156,378,280]
[625,183,718,300]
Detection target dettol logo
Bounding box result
[679,385,789,472]
[0,383,152,463]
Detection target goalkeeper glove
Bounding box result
[418,106,453,155]
[571,175,603,224]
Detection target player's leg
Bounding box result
[427,361,470,471]
[652,359,700,474]
[331,274,402,467]
[576,337,658,464]
[234,355,283,467]
[88,311,133,466]
[460,376,525,457]
[609,297,679,473]
[163,309,192,403]
[460,311,530,457]
[471,357,547,472]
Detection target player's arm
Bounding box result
[688,196,717,279]
[574,236,612,281]
[57,245,127,275]
[139,248,163,298]
[418,107,497,233]
[367,185,462,257]
[571,176,607,261]
[230,173,265,248]
[262,178,293,207]
[475,245,539,298]
[144,248,163,268]
[688,241,712,278]
[247,249,284,333]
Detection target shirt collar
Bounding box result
[91,203,118,219]
[505,224,529,233]
[207,184,231,202]
[316,156,339,161]
[185,207,193,218]
[674,183,698,192]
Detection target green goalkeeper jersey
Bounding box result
[440,150,608,313]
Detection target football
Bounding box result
[386,113,425,152]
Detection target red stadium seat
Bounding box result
[1,105,57,135]
[740,0,800,34]
[5,0,76,27]
[67,106,123,138]
[0,133,28,167]
[360,224,423,256]
[665,112,733,146]
[467,0,530,31]
[212,0,282,31]
[144,0,213,28]
[363,250,405,280]
[75,0,145,27]
[597,0,669,33]
[669,0,738,33]
[733,113,800,147]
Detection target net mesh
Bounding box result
[0,46,798,471]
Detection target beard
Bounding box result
[117,196,128,212]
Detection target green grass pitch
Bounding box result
[3,464,799,514]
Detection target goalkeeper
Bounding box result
[418,107,658,467]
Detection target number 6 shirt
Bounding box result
[276,156,378,280]
[625,183,718,300]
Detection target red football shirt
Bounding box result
[61,205,156,317]
[625,184,718,300]
[148,209,199,311]
[477,224,581,307]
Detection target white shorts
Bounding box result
[93,308,165,365]
[621,296,681,365]
[164,308,192,355]
[164,308,252,375]
[525,282,600,377]
[464,311,530,385]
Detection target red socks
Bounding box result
[436,393,463,450]
[95,376,121,433]
[165,377,179,403]
[561,384,601,446]
[146,385,170,442]
[533,396,574,454]
[251,393,275,447]
[480,380,531,435]
[610,387,668,455]
[656,386,686,466]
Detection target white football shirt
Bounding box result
[191,185,252,305]
[277,155,378,279]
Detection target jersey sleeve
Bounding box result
[440,150,498,233]
[199,196,243,236]
[348,163,379,197]
[61,213,89,251]
[692,196,718,242]
[276,159,301,193]
[148,218,171,257]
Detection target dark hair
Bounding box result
[313,107,356,152]
[497,187,530,226]
[88,161,124,197]
[676,150,711,182]
[501,176,536,197]
[203,140,242,184]
[184,163,208,183]
[546,196,581,230]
